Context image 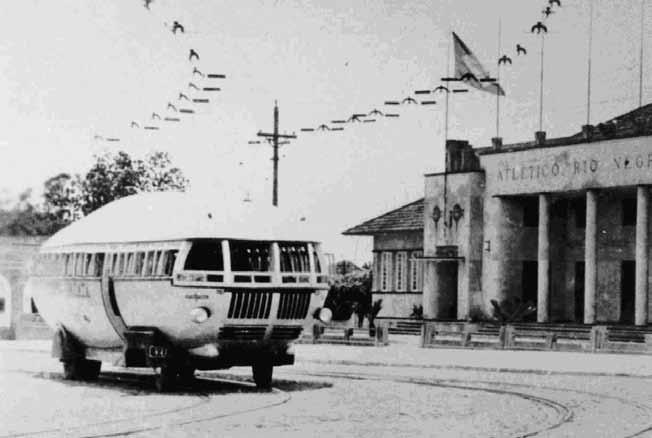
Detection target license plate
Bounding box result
[147,345,168,359]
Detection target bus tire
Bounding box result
[80,360,102,381]
[155,363,177,392]
[63,358,100,381]
[178,366,195,383]
[252,361,273,389]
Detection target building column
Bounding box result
[423,260,437,319]
[584,190,598,324]
[635,186,649,326]
[537,193,550,323]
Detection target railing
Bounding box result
[421,321,652,354]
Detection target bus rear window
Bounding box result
[184,240,223,271]
[230,241,271,272]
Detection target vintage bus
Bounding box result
[26,192,332,390]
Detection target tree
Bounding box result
[0,150,189,236]
[78,150,189,215]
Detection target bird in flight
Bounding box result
[178,92,189,101]
[151,113,161,120]
[167,102,177,112]
[542,6,554,18]
[531,21,548,34]
[498,55,512,65]
[143,0,153,10]
[460,72,478,82]
[188,82,199,90]
[172,21,184,34]
[189,49,200,61]
[549,0,561,6]
[347,114,364,122]
[434,85,449,93]
[402,96,418,104]
[316,124,330,131]
[368,108,384,116]
[192,67,204,77]
[130,121,140,128]
[516,44,527,55]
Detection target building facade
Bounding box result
[345,105,652,326]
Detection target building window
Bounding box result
[380,252,392,291]
[395,252,407,291]
[410,251,423,291]
[0,298,4,313]
[622,198,636,226]
[523,198,539,227]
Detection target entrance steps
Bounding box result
[388,320,423,336]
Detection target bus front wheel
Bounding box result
[252,361,273,389]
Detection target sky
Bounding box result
[0,0,650,264]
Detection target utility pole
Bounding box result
[256,101,296,207]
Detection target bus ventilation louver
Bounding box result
[227,291,273,319]
[270,325,303,340]
[218,325,267,341]
[276,292,311,320]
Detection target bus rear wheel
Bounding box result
[155,363,178,392]
[63,358,101,381]
[252,361,273,389]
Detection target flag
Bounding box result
[452,32,505,96]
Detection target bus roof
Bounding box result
[43,191,321,248]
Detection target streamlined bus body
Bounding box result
[26,192,331,390]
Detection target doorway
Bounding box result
[436,261,458,320]
[574,262,585,322]
[620,261,635,324]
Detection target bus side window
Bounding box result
[117,253,125,276]
[153,251,162,276]
[163,250,178,276]
[124,253,132,275]
[144,251,155,276]
[85,254,93,276]
[94,253,104,277]
[74,253,83,277]
[134,252,145,276]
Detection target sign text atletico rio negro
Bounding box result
[481,135,652,195]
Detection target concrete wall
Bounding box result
[0,236,48,339]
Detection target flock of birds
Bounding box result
[96,0,564,157]
[293,0,563,137]
[94,0,227,143]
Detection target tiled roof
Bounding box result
[342,198,424,236]
[477,103,652,155]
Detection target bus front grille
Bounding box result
[218,325,267,341]
[228,291,273,319]
[271,325,303,340]
[277,292,310,320]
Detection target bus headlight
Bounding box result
[315,307,332,324]
[190,307,210,323]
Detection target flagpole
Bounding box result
[538,32,545,133]
[586,0,593,125]
[443,30,451,232]
[496,18,502,138]
[639,0,645,108]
